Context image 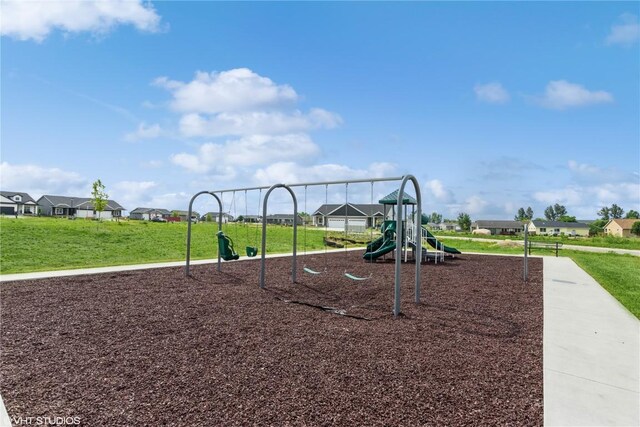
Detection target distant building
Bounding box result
[472,220,524,235]
[37,195,124,219]
[312,203,389,231]
[265,214,303,226]
[201,212,234,223]
[528,220,589,237]
[130,208,171,221]
[604,219,640,238]
[0,191,38,215]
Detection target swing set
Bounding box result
[184,175,423,316]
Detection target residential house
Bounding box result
[472,220,524,235]
[173,210,200,222]
[0,191,38,215]
[265,214,303,226]
[312,203,389,232]
[37,195,124,219]
[201,212,234,223]
[528,220,589,237]
[130,207,171,221]
[604,218,640,238]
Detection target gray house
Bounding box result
[37,195,124,219]
[312,203,389,231]
[0,191,38,215]
[130,208,171,221]
[266,214,303,226]
[472,220,524,235]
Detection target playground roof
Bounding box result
[379,190,417,205]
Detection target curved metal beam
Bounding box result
[259,184,298,288]
[394,175,422,316]
[185,191,223,276]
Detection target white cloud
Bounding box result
[568,160,637,185]
[534,80,613,110]
[424,179,455,204]
[171,134,320,174]
[112,180,157,209]
[154,68,298,114]
[0,0,162,42]
[474,82,510,104]
[606,13,640,46]
[140,160,163,169]
[463,195,489,215]
[253,161,397,186]
[0,162,89,197]
[179,108,341,137]
[124,122,162,141]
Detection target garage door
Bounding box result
[1,206,15,215]
[328,218,366,231]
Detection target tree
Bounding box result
[515,206,534,221]
[631,221,640,236]
[625,210,639,219]
[544,204,567,221]
[597,206,610,221]
[430,212,442,224]
[588,219,607,236]
[91,179,108,221]
[457,212,471,232]
[558,215,577,222]
[609,204,624,219]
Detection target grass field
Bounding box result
[2,217,638,318]
[0,217,332,274]
[435,230,640,250]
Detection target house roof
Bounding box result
[473,220,524,229]
[530,220,589,228]
[39,195,124,211]
[202,212,233,218]
[130,207,171,215]
[379,190,417,205]
[0,191,37,204]
[266,214,302,220]
[606,218,640,229]
[313,203,386,217]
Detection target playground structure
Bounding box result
[185,175,458,315]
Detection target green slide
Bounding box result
[363,221,397,260]
[422,226,461,254]
[420,213,461,254]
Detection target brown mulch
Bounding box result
[0,253,543,426]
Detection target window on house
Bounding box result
[55,208,64,215]
[13,195,22,202]
[539,228,546,232]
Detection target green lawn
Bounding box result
[0,217,329,274]
[434,230,640,250]
[2,217,638,319]
[567,251,640,318]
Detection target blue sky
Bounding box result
[1,1,639,220]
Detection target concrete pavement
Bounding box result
[543,256,640,426]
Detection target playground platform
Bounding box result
[1,254,638,426]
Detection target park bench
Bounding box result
[528,241,563,257]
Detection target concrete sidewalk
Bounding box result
[543,256,639,426]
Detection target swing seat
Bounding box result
[344,272,371,281]
[217,231,240,261]
[246,246,258,257]
[303,267,323,275]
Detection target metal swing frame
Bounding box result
[184,175,422,316]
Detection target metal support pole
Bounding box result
[259,184,298,288]
[394,175,422,316]
[185,191,222,276]
[523,223,529,281]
